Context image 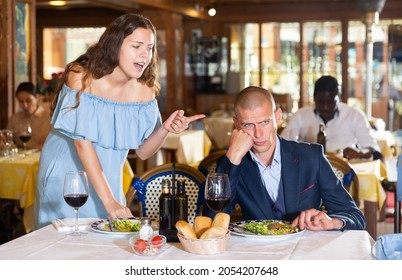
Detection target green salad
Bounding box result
[243,220,299,235]
[106,219,142,232]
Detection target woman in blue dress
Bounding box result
[34,14,205,229]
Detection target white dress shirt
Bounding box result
[280,102,380,153]
[249,137,282,202]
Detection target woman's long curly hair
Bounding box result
[51,13,160,113]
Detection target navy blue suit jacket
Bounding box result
[205,136,366,231]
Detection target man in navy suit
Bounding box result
[206,86,365,231]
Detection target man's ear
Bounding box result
[274,107,282,124]
[233,116,240,129]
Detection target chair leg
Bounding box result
[394,192,401,233]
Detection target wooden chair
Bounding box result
[197,149,227,177]
[396,155,402,233]
[380,154,402,233]
[128,163,206,224]
[197,149,243,222]
[325,154,360,207]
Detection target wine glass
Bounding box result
[205,173,231,213]
[0,130,15,157]
[18,120,32,156]
[63,171,89,236]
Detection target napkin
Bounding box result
[375,234,402,260]
[52,218,89,232]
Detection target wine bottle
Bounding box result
[159,179,172,230]
[174,179,188,223]
[317,124,327,153]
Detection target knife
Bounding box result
[108,217,115,232]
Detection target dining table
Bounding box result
[0,151,134,233]
[0,218,374,260]
[373,130,397,159]
[0,151,40,233]
[349,159,387,240]
[202,117,233,151]
[159,130,212,166]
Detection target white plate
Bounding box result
[90,218,142,235]
[229,219,305,239]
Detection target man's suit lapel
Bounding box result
[280,139,301,216]
[241,153,274,218]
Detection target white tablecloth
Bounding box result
[161,130,211,164]
[0,218,374,260]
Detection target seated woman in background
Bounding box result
[7,82,52,150]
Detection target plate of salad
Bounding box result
[229,219,305,239]
[91,218,143,235]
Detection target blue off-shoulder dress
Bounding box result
[34,84,162,229]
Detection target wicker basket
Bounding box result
[177,231,230,255]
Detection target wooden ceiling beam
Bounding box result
[90,0,207,19]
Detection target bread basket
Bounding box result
[177,231,230,255]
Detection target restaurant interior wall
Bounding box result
[32,2,402,125]
[3,0,402,129]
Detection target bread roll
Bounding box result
[193,216,212,238]
[200,226,228,239]
[212,212,230,230]
[175,220,197,239]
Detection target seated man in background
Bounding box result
[7,82,52,150]
[204,85,366,231]
[281,75,382,161]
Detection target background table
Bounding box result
[0,152,134,233]
[373,130,396,159]
[160,130,212,165]
[202,117,233,150]
[0,218,374,260]
[0,151,40,233]
[350,159,387,239]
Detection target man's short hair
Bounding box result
[313,75,339,97]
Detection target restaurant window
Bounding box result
[261,22,300,112]
[228,19,402,129]
[347,20,387,107]
[228,22,300,112]
[42,27,106,80]
[302,21,342,103]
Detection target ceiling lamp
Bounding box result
[207,6,216,17]
[49,1,67,6]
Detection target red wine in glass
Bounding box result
[19,134,32,144]
[18,121,32,156]
[205,173,231,213]
[206,198,230,212]
[64,194,89,208]
[63,171,89,236]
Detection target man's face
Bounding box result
[314,91,339,123]
[234,99,281,155]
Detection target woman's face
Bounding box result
[118,27,155,79]
[17,91,38,115]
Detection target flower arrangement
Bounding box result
[37,72,63,95]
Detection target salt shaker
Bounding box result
[139,218,153,241]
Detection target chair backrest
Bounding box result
[396,155,402,233]
[198,149,227,176]
[197,149,244,222]
[131,163,206,224]
[202,117,234,151]
[326,154,360,207]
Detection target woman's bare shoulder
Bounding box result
[131,80,155,102]
[65,69,86,91]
